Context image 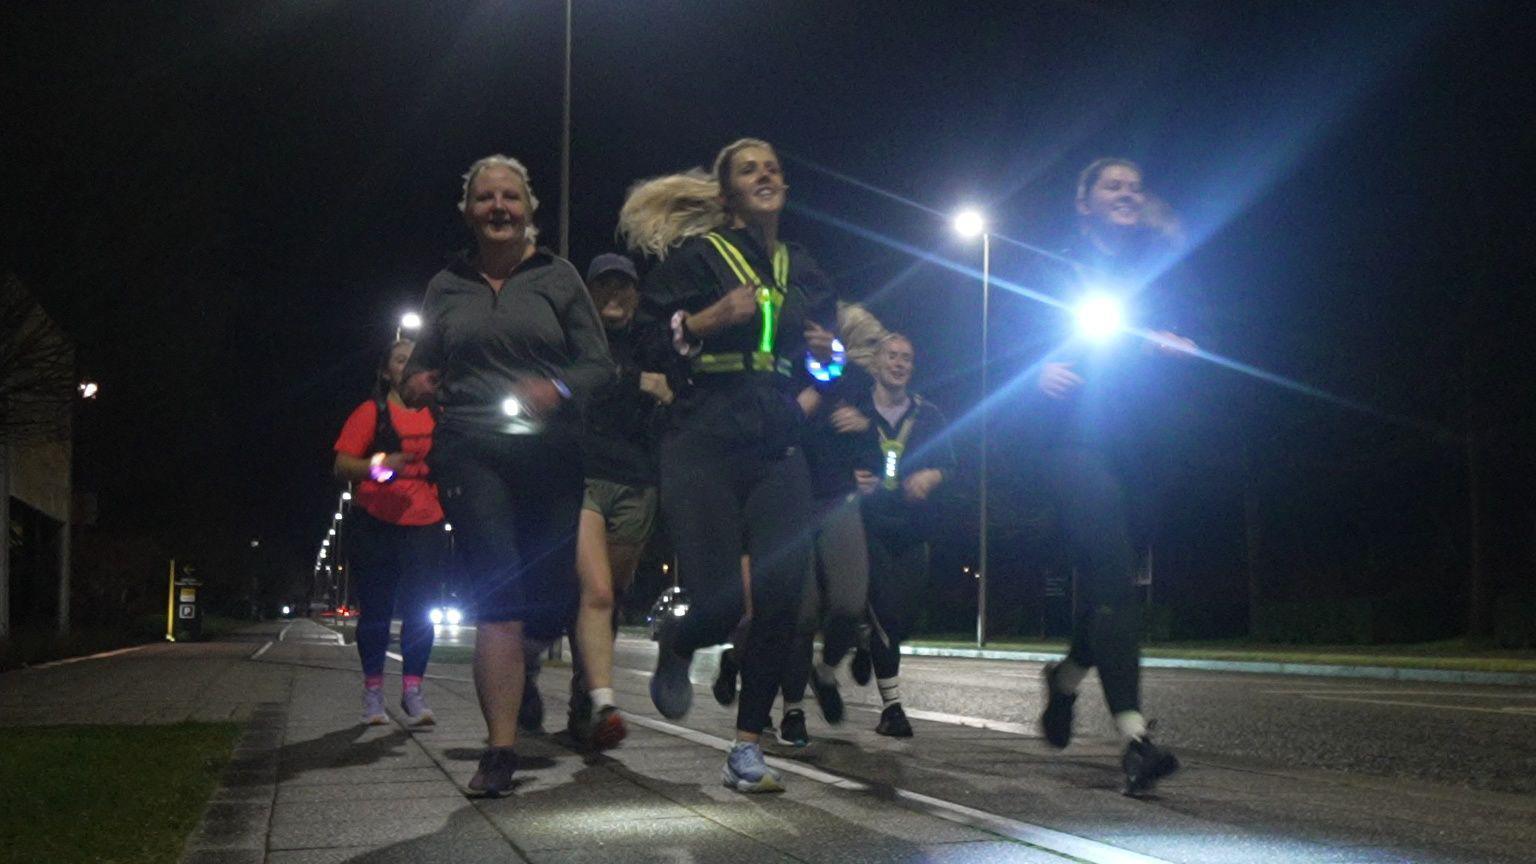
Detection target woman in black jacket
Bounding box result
[619,138,838,793]
[1032,157,1197,796]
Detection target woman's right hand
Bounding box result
[383,451,419,472]
[1039,362,1083,399]
[688,285,759,338]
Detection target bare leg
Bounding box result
[575,509,616,693]
[474,619,524,748]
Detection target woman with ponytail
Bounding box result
[619,138,838,793]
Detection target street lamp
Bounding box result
[953,208,990,647]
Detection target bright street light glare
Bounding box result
[443,523,453,532]
[952,209,986,238]
[1074,294,1125,342]
[341,491,352,501]
[400,312,423,331]
[501,397,523,417]
[333,512,343,521]
[78,381,100,399]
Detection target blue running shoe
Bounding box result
[361,687,388,726]
[722,741,785,793]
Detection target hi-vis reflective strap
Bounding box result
[878,405,919,490]
[703,232,789,354]
[693,351,794,376]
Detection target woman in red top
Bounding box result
[333,338,446,726]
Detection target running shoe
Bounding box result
[850,646,872,687]
[649,613,694,720]
[361,687,388,726]
[468,747,519,797]
[583,705,628,752]
[1121,734,1180,797]
[811,667,844,725]
[722,741,785,793]
[875,702,913,738]
[1039,661,1076,749]
[400,687,435,727]
[519,680,545,733]
[777,708,810,748]
[711,647,739,706]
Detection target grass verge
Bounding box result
[907,635,1536,673]
[0,722,242,864]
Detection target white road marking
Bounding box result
[21,642,157,671]
[249,641,275,660]
[627,713,1174,864]
[276,622,295,642]
[1298,695,1536,716]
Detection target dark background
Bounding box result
[3,1,1532,641]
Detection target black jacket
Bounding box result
[640,228,838,454]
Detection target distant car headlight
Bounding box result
[445,607,463,626]
[429,608,444,625]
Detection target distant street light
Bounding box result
[953,208,990,647]
[77,380,99,399]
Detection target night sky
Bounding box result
[3,2,1533,622]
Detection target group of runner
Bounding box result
[330,139,1195,799]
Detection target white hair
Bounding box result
[459,154,540,242]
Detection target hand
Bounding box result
[383,451,419,472]
[854,469,879,495]
[1039,362,1083,399]
[903,469,942,502]
[715,284,760,327]
[829,405,870,434]
[804,320,835,363]
[1148,330,1198,357]
[638,371,674,405]
[401,370,440,407]
[515,378,565,417]
[796,387,822,418]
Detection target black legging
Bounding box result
[780,493,869,703]
[659,427,814,735]
[429,428,582,634]
[351,511,441,679]
[1043,444,1142,715]
[866,527,929,682]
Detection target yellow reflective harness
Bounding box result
[695,232,792,376]
[877,398,921,490]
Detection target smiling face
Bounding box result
[1077,163,1145,231]
[721,144,786,224]
[875,336,914,391]
[463,165,532,248]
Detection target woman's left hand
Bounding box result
[1148,331,1198,357]
[804,321,835,363]
[517,378,566,416]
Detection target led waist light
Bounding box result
[1074,294,1125,343]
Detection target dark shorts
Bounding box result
[582,478,658,546]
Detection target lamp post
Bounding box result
[953,209,990,647]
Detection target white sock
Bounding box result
[589,688,616,711]
[877,676,901,708]
[815,661,837,684]
[1052,660,1089,695]
[1114,710,1147,742]
[783,699,804,714]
